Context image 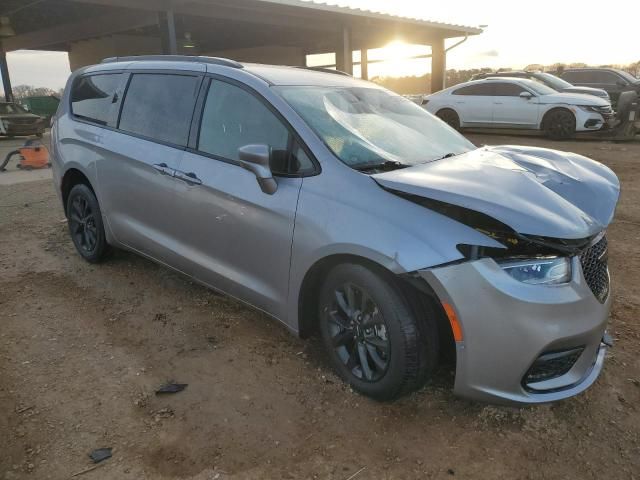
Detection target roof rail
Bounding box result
[297,66,352,77]
[101,55,243,69]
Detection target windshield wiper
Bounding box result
[433,152,459,161]
[353,160,410,172]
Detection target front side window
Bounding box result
[276,86,475,169]
[198,80,314,175]
[493,82,528,96]
[593,71,622,84]
[71,73,122,125]
[118,73,200,146]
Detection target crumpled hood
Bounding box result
[373,145,620,240]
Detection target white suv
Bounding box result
[424,77,613,139]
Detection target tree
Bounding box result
[12,85,58,99]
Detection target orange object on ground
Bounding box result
[18,145,50,169]
[0,142,51,172]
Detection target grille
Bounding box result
[580,235,609,303]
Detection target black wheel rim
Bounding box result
[326,283,390,382]
[69,195,98,253]
[549,113,574,137]
[439,111,459,129]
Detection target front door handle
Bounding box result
[175,170,202,186]
[152,163,175,176]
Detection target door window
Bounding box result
[118,73,201,146]
[198,80,313,175]
[71,73,123,125]
[493,82,528,96]
[452,83,494,96]
[592,71,623,85]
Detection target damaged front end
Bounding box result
[373,146,620,404]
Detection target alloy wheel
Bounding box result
[326,283,390,382]
[69,195,98,253]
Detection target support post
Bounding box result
[159,9,178,55]
[0,49,13,102]
[430,38,446,93]
[335,25,353,75]
[360,48,369,80]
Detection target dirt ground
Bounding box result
[1,133,639,480]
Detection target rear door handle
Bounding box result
[175,170,202,186]
[152,163,175,176]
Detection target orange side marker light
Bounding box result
[443,303,463,342]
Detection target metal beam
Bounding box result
[0,49,13,102]
[360,48,368,80]
[430,38,446,93]
[335,25,353,75]
[2,10,159,51]
[159,9,178,55]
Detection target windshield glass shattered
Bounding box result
[275,86,475,170]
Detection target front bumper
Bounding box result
[420,257,611,405]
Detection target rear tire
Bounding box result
[436,108,461,130]
[318,263,439,401]
[66,184,111,263]
[543,109,576,140]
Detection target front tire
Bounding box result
[318,263,438,401]
[544,109,576,140]
[66,184,110,263]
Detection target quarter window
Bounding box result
[71,74,123,125]
[118,73,200,146]
[198,80,313,175]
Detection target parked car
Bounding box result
[471,71,609,101]
[423,77,613,139]
[558,68,640,107]
[17,95,60,124]
[0,102,45,138]
[52,56,619,405]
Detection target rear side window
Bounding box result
[118,73,200,146]
[453,84,494,96]
[563,71,591,83]
[71,74,122,125]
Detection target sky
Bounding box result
[3,0,639,91]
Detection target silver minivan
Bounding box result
[52,56,619,404]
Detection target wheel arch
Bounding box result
[296,253,456,365]
[540,106,576,130]
[61,168,95,216]
[297,254,394,339]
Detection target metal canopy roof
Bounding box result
[252,0,483,35]
[0,0,482,53]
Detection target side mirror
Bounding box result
[238,144,278,195]
[520,91,533,100]
[617,80,628,87]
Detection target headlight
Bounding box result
[578,105,599,113]
[498,257,571,285]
